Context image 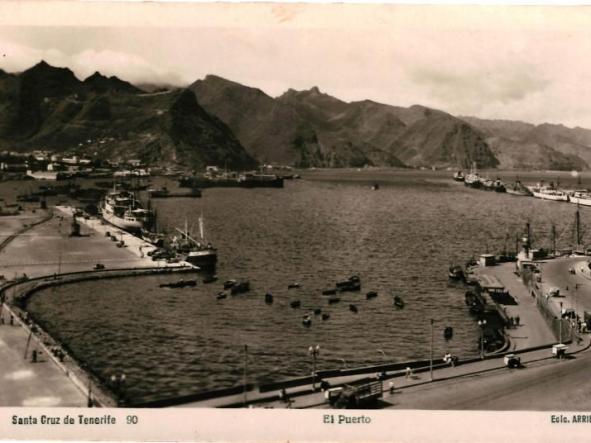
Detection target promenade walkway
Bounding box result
[0,209,87,407]
[0,207,190,407]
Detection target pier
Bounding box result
[0,206,197,407]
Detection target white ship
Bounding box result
[527,184,569,202]
[100,188,153,233]
[569,190,591,207]
[463,163,481,188]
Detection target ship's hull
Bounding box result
[179,176,284,189]
[530,190,569,201]
[570,195,591,206]
[506,188,533,197]
[101,208,144,232]
[183,250,217,269]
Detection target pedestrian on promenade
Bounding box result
[389,381,395,394]
[405,367,411,379]
[516,315,520,326]
[9,314,13,325]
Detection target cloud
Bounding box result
[0,39,186,86]
[409,64,551,112]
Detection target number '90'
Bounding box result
[126,415,139,425]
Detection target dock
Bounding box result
[0,206,197,407]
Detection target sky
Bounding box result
[1,2,591,127]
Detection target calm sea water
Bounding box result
[24,169,591,403]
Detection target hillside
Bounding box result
[192,76,498,169]
[0,62,257,170]
[463,116,589,170]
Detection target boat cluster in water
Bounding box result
[208,274,405,328]
[453,169,591,206]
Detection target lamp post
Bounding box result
[478,319,487,359]
[559,302,563,344]
[308,345,320,391]
[429,319,434,381]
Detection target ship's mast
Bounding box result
[551,224,557,256]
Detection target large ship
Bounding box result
[171,216,217,269]
[100,188,153,233]
[506,180,533,197]
[527,183,569,202]
[463,166,481,189]
[179,171,284,189]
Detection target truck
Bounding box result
[325,378,383,409]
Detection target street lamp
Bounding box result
[308,345,320,391]
[559,302,563,344]
[429,319,434,381]
[478,319,487,359]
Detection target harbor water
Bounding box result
[24,169,591,403]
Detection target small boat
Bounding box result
[223,280,237,290]
[328,297,341,305]
[302,315,312,327]
[336,275,361,292]
[322,289,337,296]
[313,308,322,315]
[288,283,301,289]
[159,279,197,289]
[216,292,227,300]
[366,291,378,299]
[290,300,301,309]
[349,304,358,313]
[394,296,405,309]
[230,281,250,295]
[322,313,330,321]
[265,293,274,304]
[444,326,454,340]
[203,275,218,284]
[448,265,465,281]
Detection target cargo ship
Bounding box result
[171,216,217,269]
[100,188,153,233]
[179,172,284,189]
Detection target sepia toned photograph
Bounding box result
[2,3,591,438]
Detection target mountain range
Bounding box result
[0,61,590,171]
[0,61,256,170]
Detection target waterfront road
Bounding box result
[0,210,87,406]
[0,319,86,406]
[240,334,590,410]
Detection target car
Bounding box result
[504,354,521,368]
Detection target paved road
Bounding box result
[385,348,591,410]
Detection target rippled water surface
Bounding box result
[25,169,591,402]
